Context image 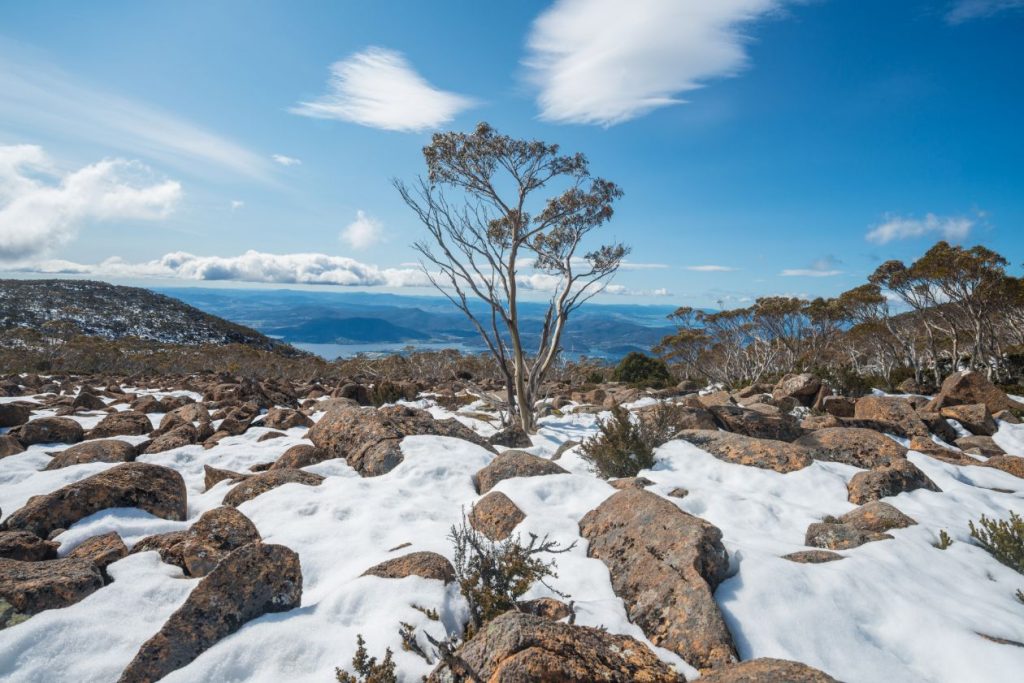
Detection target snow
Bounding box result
[2,391,1024,682]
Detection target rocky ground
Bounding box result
[0,370,1022,681]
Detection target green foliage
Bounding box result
[969,511,1024,574]
[336,634,396,683]
[580,403,685,479]
[934,529,954,550]
[449,513,574,635]
[612,352,672,388]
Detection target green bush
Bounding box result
[612,352,672,388]
[969,511,1024,574]
[336,634,396,683]
[580,403,685,479]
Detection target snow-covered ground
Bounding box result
[2,390,1023,682]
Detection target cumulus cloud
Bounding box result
[865,213,976,244]
[340,210,385,250]
[272,154,302,166]
[524,0,785,125]
[779,255,843,277]
[0,144,182,261]
[686,264,737,272]
[290,47,475,132]
[946,0,1024,23]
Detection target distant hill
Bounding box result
[266,316,430,344]
[0,279,299,355]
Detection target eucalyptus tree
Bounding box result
[396,123,626,432]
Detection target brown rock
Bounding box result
[940,403,997,436]
[67,531,128,575]
[954,435,1005,457]
[72,392,107,411]
[847,459,940,504]
[261,407,313,430]
[782,550,845,564]
[0,403,31,428]
[0,435,25,458]
[708,404,804,442]
[45,439,137,470]
[89,411,152,439]
[270,444,332,469]
[981,455,1024,479]
[256,431,286,442]
[0,462,187,538]
[608,476,656,490]
[222,469,324,507]
[308,403,494,477]
[180,507,261,577]
[475,450,568,494]
[804,522,892,550]
[925,370,1024,414]
[579,488,736,670]
[0,531,58,561]
[130,531,188,569]
[203,464,251,491]
[676,430,812,473]
[130,395,164,413]
[170,402,210,423]
[118,543,302,683]
[488,425,533,448]
[773,373,821,406]
[916,411,960,443]
[794,427,907,468]
[143,423,198,454]
[520,597,573,621]
[698,390,735,408]
[14,416,84,446]
[637,402,718,431]
[854,396,929,437]
[800,414,843,431]
[994,409,1021,424]
[0,556,104,619]
[838,501,916,532]
[362,551,455,583]
[469,492,525,541]
[698,658,838,682]
[426,611,680,683]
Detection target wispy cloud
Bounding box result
[779,255,843,277]
[230,200,244,211]
[524,0,786,126]
[0,144,182,261]
[686,264,737,272]
[0,48,272,181]
[946,0,1024,23]
[865,212,977,244]
[291,47,475,132]
[271,154,302,167]
[340,210,385,250]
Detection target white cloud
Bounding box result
[686,264,737,272]
[0,49,271,181]
[272,154,302,167]
[290,47,475,132]
[340,210,385,250]
[946,0,1024,23]
[779,254,843,277]
[524,0,784,125]
[0,144,182,261]
[230,200,244,210]
[866,213,976,244]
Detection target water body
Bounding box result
[294,341,479,360]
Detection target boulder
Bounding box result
[853,396,929,437]
[916,411,960,443]
[637,402,718,431]
[257,431,286,442]
[271,444,332,470]
[469,492,525,541]
[203,464,251,491]
[939,404,997,436]
[820,396,855,418]
[698,390,735,408]
[519,597,573,621]
[14,417,84,446]
[773,373,821,406]
[261,407,313,430]
[130,395,164,414]
[45,439,137,470]
[708,404,804,442]
[475,450,568,494]
[0,557,104,623]
[130,531,188,569]
[488,425,533,448]
[0,463,187,538]
[308,403,493,477]
[118,543,302,683]
[180,507,261,577]
[838,501,916,532]
[676,430,812,473]
[0,403,31,428]
[89,411,152,438]
[954,435,1005,457]
[579,488,736,670]
[698,658,838,682]
[926,370,1024,414]
[847,459,940,504]
[362,551,455,583]
[143,423,198,454]
[982,455,1024,479]
[794,428,907,468]
[170,402,210,423]
[426,611,680,683]
[72,392,107,411]
[0,435,25,458]
[804,522,892,550]
[222,469,324,507]
[66,531,128,576]
[608,476,655,490]
[0,531,58,561]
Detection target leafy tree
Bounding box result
[612,351,671,387]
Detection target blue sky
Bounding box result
[0,0,1021,307]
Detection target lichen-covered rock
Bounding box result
[426,611,680,683]
[794,428,907,468]
[45,439,137,470]
[940,403,997,436]
[853,396,929,437]
[782,549,845,564]
[0,435,26,458]
[708,404,804,442]
[579,488,736,670]
[270,443,331,470]
[0,531,58,561]
[847,459,940,504]
[804,522,892,550]
[222,468,323,507]
[837,501,916,532]
[469,491,525,541]
[698,658,838,682]
[676,430,812,473]
[362,551,455,583]
[475,450,568,494]
[89,411,152,439]
[0,463,187,538]
[773,373,821,406]
[954,435,1005,457]
[130,530,188,569]
[0,403,31,428]
[926,370,1024,414]
[488,425,533,448]
[608,476,656,490]
[14,417,84,446]
[821,395,855,418]
[180,507,261,577]
[261,407,313,430]
[981,455,1024,479]
[308,403,494,476]
[66,531,128,576]
[142,423,198,454]
[203,464,251,491]
[118,543,302,683]
[0,556,104,619]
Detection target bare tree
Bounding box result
[395,123,626,432]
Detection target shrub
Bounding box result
[336,634,396,683]
[933,529,954,550]
[612,352,672,388]
[580,403,685,479]
[450,513,574,636]
[969,511,1024,574]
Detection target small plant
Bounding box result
[450,513,574,636]
[612,352,672,388]
[580,402,686,479]
[411,604,439,621]
[934,529,954,550]
[969,511,1024,574]
[335,634,397,683]
[1016,589,1024,605]
[398,621,432,664]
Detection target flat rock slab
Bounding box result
[708,404,804,442]
[579,488,737,670]
[0,556,104,619]
[853,396,929,438]
[783,550,845,564]
[0,531,58,562]
[118,542,302,683]
[805,522,892,550]
[222,469,324,507]
[794,428,907,468]
[426,611,680,682]
[1,462,187,538]
[362,551,455,584]
[676,430,812,473]
[475,450,568,494]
